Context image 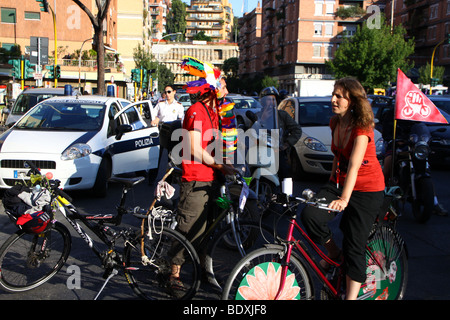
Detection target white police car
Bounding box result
[0,95,160,196]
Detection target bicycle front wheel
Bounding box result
[0,221,72,292]
[124,227,200,300]
[206,221,275,290]
[221,246,314,300]
[360,224,408,300]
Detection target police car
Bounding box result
[0,95,160,197]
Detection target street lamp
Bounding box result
[155,32,181,92]
[78,38,93,91]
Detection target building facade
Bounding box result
[385,0,450,80]
[239,0,372,94]
[152,41,239,86]
[185,0,234,42]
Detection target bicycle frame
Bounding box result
[272,201,392,300]
[273,207,342,299]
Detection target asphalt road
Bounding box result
[0,165,449,302]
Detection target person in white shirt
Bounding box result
[151,85,184,126]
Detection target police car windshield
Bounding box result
[15,101,105,131]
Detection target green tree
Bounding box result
[72,0,112,96]
[193,31,212,42]
[418,63,445,85]
[133,44,174,92]
[261,75,278,88]
[166,0,186,41]
[325,16,415,91]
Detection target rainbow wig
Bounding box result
[180,56,237,158]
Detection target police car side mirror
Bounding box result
[115,124,132,140]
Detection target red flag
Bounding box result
[395,68,448,124]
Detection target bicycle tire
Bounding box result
[0,221,72,292]
[221,246,314,300]
[360,224,408,300]
[123,227,201,300]
[205,221,275,290]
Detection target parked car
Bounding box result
[5,87,78,127]
[224,94,263,128]
[278,96,385,177]
[0,95,160,196]
[177,93,192,111]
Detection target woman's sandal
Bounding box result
[319,251,343,272]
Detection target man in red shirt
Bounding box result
[169,74,235,297]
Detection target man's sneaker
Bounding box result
[433,204,448,216]
[167,276,186,299]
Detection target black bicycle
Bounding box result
[144,166,276,292]
[0,160,200,300]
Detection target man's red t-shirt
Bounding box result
[181,101,219,182]
[330,119,385,192]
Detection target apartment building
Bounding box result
[153,41,239,86]
[149,0,170,40]
[185,0,234,42]
[239,0,371,94]
[385,0,450,77]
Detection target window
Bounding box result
[313,44,322,58]
[315,1,323,16]
[325,1,334,15]
[314,23,323,36]
[343,25,357,37]
[325,23,333,37]
[430,4,439,19]
[324,44,333,58]
[25,11,40,20]
[1,8,16,23]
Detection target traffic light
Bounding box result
[55,65,61,79]
[431,78,439,87]
[447,33,450,44]
[35,0,49,12]
[142,69,148,88]
[46,65,55,79]
[131,68,141,83]
[24,60,35,79]
[8,59,22,79]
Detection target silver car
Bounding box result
[278,96,384,177]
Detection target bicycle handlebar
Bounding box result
[276,190,341,213]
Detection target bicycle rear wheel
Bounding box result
[221,246,314,300]
[0,222,72,292]
[123,227,200,300]
[360,224,408,300]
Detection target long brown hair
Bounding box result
[334,77,374,130]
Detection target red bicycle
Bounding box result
[221,188,408,300]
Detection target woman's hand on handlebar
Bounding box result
[328,198,348,212]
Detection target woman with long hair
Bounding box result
[301,77,385,299]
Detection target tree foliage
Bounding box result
[72,0,112,95]
[418,63,444,85]
[133,44,174,92]
[325,16,415,91]
[166,0,186,41]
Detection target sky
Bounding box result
[229,0,259,17]
[182,0,259,18]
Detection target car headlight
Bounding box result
[61,143,92,160]
[303,137,327,152]
[414,141,430,160]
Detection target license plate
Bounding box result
[13,170,28,179]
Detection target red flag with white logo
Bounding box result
[395,68,448,124]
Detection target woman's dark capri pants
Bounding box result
[301,181,384,283]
